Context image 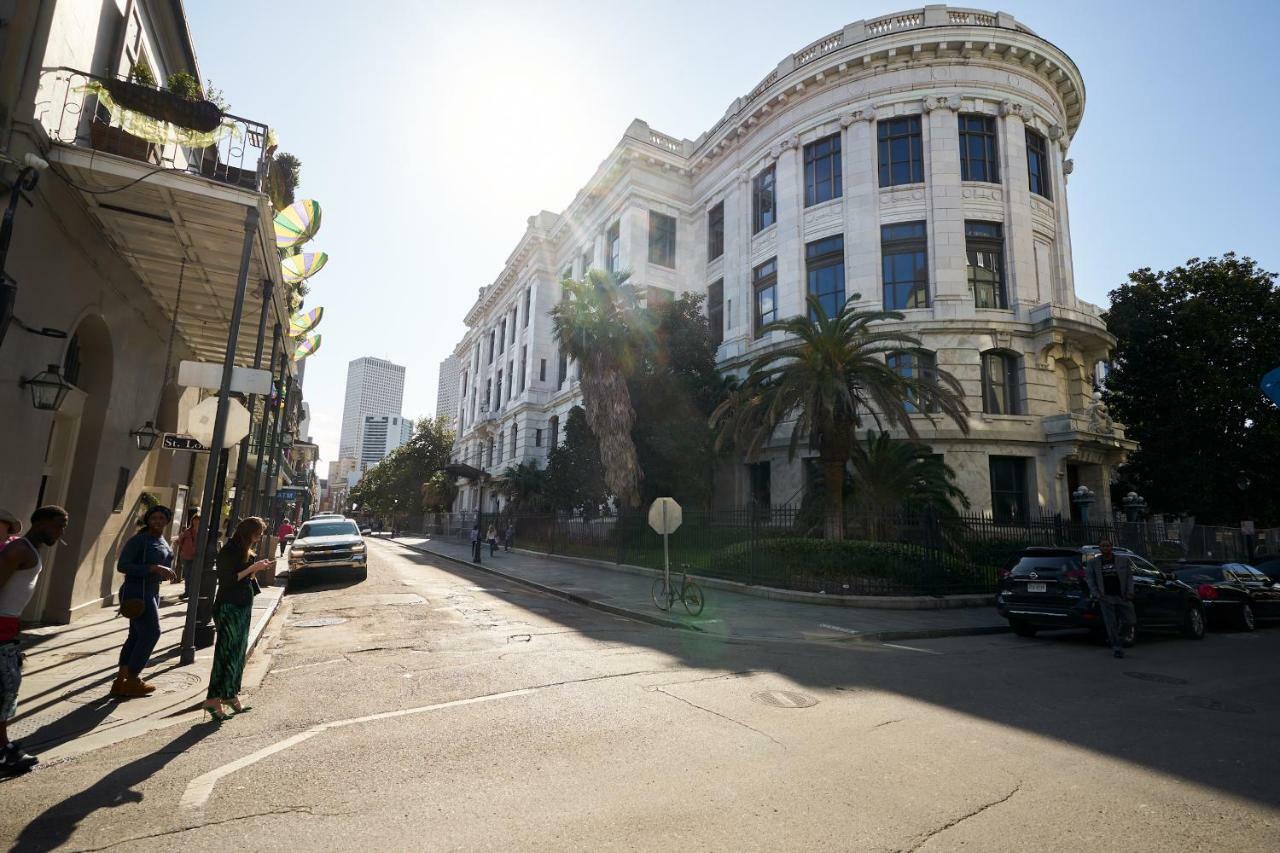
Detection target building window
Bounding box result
[511,424,518,457]
[966,221,1007,309]
[958,114,999,183]
[888,351,939,413]
[707,202,724,261]
[581,246,592,277]
[1026,129,1051,199]
[495,370,503,408]
[486,439,494,468]
[752,165,776,233]
[539,358,547,382]
[535,428,543,448]
[524,288,531,326]
[487,330,495,364]
[648,211,676,268]
[498,320,506,354]
[606,221,621,273]
[519,346,527,391]
[507,361,514,399]
[990,456,1029,522]
[877,116,924,187]
[510,310,517,343]
[497,430,504,465]
[557,350,567,388]
[753,258,778,337]
[484,379,491,408]
[804,133,843,206]
[981,350,1022,415]
[881,222,929,309]
[549,416,559,448]
[707,279,724,348]
[461,372,468,398]
[806,234,845,320]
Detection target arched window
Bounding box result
[981,350,1022,415]
[888,350,939,414]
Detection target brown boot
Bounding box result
[109,667,130,697]
[111,675,155,698]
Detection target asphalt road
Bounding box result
[3,539,1278,851]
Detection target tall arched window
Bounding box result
[981,350,1022,415]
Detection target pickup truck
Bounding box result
[286,517,367,581]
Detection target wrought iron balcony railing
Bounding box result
[35,67,271,193]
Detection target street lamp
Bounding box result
[1121,490,1146,524]
[19,364,73,411]
[129,420,162,451]
[1071,485,1096,526]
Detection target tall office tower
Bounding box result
[435,355,460,423]
[338,357,406,460]
[359,414,414,471]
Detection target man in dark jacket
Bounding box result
[1085,539,1136,658]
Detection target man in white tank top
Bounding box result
[0,506,69,775]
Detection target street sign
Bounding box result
[162,433,209,452]
[178,360,273,395]
[276,487,305,501]
[648,497,682,535]
[1241,520,1256,536]
[186,397,252,449]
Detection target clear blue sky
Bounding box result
[187,0,1280,469]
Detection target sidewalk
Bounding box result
[9,573,283,765]
[391,535,1008,645]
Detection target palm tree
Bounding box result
[499,459,548,515]
[849,430,970,540]
[712,295,969,540]
[550,269,645,509]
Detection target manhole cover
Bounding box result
[1175,695,1255,714]
[752,690,818,709]
[292,617,347,628]
[1125,672,1189,685]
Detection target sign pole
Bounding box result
[662,501,670,593]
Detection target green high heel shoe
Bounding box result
[202,702,231,722]
[227,699,252,714]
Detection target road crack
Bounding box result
[902,782,1021,851]
[872,719,903,730]
[653,686,783,747]
[68,806,347,851]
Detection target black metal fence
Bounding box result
[422,508,1270,598]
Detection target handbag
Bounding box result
[119,598,146,619]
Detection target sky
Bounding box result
[187,0,1280,470]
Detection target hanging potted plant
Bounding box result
[102,70,224,132]
[91,63,160,162]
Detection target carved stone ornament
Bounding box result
[922,95,960,113]
[1047,124,1064,141]
[840,113,855,128]
[999,100,1025,117]
[1063,158,1074,176]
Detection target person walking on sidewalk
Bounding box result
[275,518,294,557]
[0,507,69,775]
[202,517,273,722]
[486,522,498,557]
[174,510,201,600]
[504,521,514,552]
[470,523,481,561]
[1086,539,1135,659]
[112,506,177,698]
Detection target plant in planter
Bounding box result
[269,153,302,210]
[129,61,157,88]
[102,69,223,132]
[166,71,203,101]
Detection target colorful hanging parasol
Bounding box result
[282,251,328,283]
[294,334,321,361]
[289,307,324,337]
[273,199,322,251]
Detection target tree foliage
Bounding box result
[545,407,610,518]
[1103,254,1280,524]
[499,459,549,514]
[349,417,455,517]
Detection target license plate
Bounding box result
[1026,582,1047,593]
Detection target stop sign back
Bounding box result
[647,497,682,535]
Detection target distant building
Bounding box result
[338,357,406,460]
[359,414,414,471]
[436,355,460,423]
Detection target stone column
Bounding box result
[999,100,1037,311]
[1048,124,1076,309]
[842,108,879,307]
[774,136,803,319]
[924,95,966,318]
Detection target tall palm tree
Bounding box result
[550,269,645,509]
[712,295,969,540]
[849,430,970,540]
[499,459,548,515]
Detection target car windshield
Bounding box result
[1174,566,1225,583]
[299,521,359,538]
[1010,555,1079,573]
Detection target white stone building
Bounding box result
[337,356,406,460]
[447,6,1135,520]
[435,355,460,423]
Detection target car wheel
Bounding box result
[1011,620,1037,638]
[1238,602,1256,632]
[1182,604,1206,640]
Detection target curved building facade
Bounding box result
[448,6,1134,521]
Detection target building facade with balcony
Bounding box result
[447,5,1135,520]
[0,2,298,622]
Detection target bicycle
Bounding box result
[651,565,705,616]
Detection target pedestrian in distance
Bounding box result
[1085,539,1136,659]
[0,509,21,547]
[174,510,201,600]
[487,522,498,557]
[0,506,69,775]
[202,517,273,722]
[504,521,514,552]
[112,505,178,698]
[275,518,294,556]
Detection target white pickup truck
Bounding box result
[286,517,368,581]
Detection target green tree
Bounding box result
[550,270,644,509]
[712,296,969,540]
[499,460,549,514]
[848,430,970,540]
[1104,254,1280,524]
[545,407,610,518]
[349,417,455,517]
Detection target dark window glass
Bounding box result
[549,416,559,448]
[523,288,531,326]
[511,310,517,342]
[484,379,491,408]
[990,456,1029,522]
[1026,129,1051,199]
[958,114,999,183]
[804,134,843,206]
[487,331,495,364]
[519,346,527,391]
[557,350,567,388]
[707,279,724,348]
[806,235,845,320]
[982,351,1022,414]
[753,258,778,337]
[495,370,502,408]
[487,439,494,468]
[507,360,513,399]
[877,116,924,186]
[497,430,503,464]
[888,350,939,413]
[880,221,929,309]
[966,221,1006,309]
[648,211,676,267]
[113,467,129,512]
[752,165,776,233]
[498,320,506,354]
[535,428,543,448]
[606,221,621,273]
[511,424,518,456]
[707,202,724,260]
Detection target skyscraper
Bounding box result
[338,357,406,460]
[359,414,414,471]
[435,355,460,423]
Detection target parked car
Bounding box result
[287,517,367,581]
[996,546,1206,643]
[1168,562,1280,631]
[1252,554,1280,583]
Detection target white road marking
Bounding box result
[819,623,861,635]
[269,658,345,675]
[180,687,536,809]
[880,643,942,655]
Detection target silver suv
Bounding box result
[287,517,367,580]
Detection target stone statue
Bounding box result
[1085,391,1113,434]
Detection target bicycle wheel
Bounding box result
[681,580,705,616]
[651,576,672,611]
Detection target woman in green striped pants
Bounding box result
[202,517,273,722]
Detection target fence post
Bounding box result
[749,507,757,586]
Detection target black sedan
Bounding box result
[1170,562,1280,631]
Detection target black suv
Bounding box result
[995,546,1206,643]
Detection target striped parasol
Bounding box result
[289,307,324,337]
[282,251,328,283]
[293,334,321,361]
[273,199,322,251]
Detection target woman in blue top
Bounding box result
[112,505,177,698]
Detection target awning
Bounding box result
[443,463,488,481]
